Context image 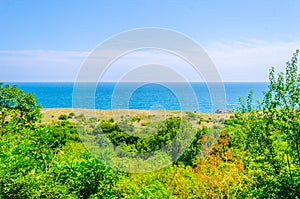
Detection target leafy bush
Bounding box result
[0,84,120,198]
[58,114,68,120]
[68,112,75,118]
[0,83,41,134]
[231,50,300,198]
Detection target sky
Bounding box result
[0,0,300,82]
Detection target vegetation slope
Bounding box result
[0,50,299,198]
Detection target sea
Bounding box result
[7,82,269,113]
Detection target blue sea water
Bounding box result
[8,82,269,113]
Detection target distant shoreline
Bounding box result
[41,107,231,124]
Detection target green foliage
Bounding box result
[0,124,119,198]
[98,117,198,161]
[114,146,246,199]
[58,114,68,120]
[231,50,300,198]
[46,120,81,143]
[177,127,207,165]
[98,120,120,134]
[0,83,41,135]
[185,111,197,121]
[68,112,75,118]
[131,116,141,122]
[116,120,134,132]
[52,152,120,198]
[5,60,300,199]
[0,127,64,197]
[75,113,86,123]
[0,84,120,198]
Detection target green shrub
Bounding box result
[58,114,68,120]
[0,83,41,135]
[232,50,300,198]
[68,112,75,118]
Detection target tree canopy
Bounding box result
[0,83,41,135]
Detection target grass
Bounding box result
[41,108,232,129]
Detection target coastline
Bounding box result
[41,108,231,128]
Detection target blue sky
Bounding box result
[0,0,300,82]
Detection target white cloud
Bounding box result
[0,50,88,82]
[0,50,88,63]
[0,39,299,82]
[99,49,204,82]
[205,39,300,82]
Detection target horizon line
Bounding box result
[2,81,271,83]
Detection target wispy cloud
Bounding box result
[206,39,300,82]
[0,50,88,82]
[0,50,88,63]
[0,39,299,82]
